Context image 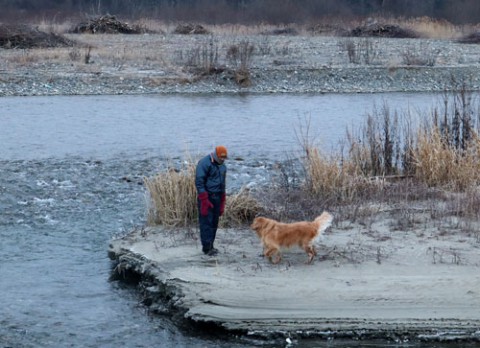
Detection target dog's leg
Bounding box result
[305,245,316,264]
[265,247,281,264]
[272,253,282,264]
[264,247,274,261]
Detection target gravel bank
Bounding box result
[2,34,480,96]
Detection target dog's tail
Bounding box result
[314,211,333,235]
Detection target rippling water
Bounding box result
[1,93,447,347]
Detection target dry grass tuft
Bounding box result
[221,188,262,227]
[404,17,464,39]
[299,86,480,219]
[415,129,480,190]
[304,147,369,203]
[144,158,261,227]
[144,161,197,227]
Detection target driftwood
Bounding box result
[458,32,480,44]
[173,24,209,35]
[349,23,419,38]
[368,174,415,183]
[0,24,75,49]
[261,27,299,36]
[70,15,146,34]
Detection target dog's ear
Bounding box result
[250,217,260,227]
[255,217,266,225]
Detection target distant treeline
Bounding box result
[1,0,480,24]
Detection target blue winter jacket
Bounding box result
[195,153,227,194]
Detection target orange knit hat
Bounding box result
[215,145,228,159]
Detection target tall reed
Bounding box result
[304,147,369,203]
[304,85,480,200]
[144,161,197,227]
[414,128,480,190]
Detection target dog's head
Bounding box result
[251,216,273,238]
[250,217,266,235]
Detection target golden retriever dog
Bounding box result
[250,211,333,264]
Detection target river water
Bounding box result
[1,93,456,348]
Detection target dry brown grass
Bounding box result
[142,93,480,229]
[30,16,473,39]
[221,188,262,227]
[144,158,260,227]
[415,129,480,190]
[304,148,371,203]
[144,161,197,227]
[402,16,465,39]
[301,87,480,214]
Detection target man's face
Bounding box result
[218,155,227,164]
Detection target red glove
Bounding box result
[220,193,226,216]
[198,192,213,216]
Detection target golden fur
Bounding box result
[250,211,333,264]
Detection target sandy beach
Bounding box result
[108,207,480,342]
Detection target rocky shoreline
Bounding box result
[2,34,480,96]
[3,66,480,97]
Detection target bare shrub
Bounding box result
[221,188,262,227]
[68,47,81,62]
[257,35,272,55]
[401,46,438,66]
[435,83,477,151]
[226,40,254,71]
[255,185,332,222]
[346,104,409,177]
[183,36,219,74]
[173,23,209,35]
[226,40,254,86]
[342,39,358,64]
[339,38,380,65]
[261,27,298,36]
[349,23,420,39]
[84,46,92,64]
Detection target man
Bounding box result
[195,145,228,256]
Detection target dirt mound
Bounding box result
[458,32,480,43]
[349,23,419,38]
[173,23,209,35]
[70,15,147,34]
[0,24,75,49]
[261,27,298,36]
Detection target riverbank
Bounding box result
[108,208,480,342]
[6,29,480,344]
[2,33,480,96]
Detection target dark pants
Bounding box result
[198,192,221,253]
